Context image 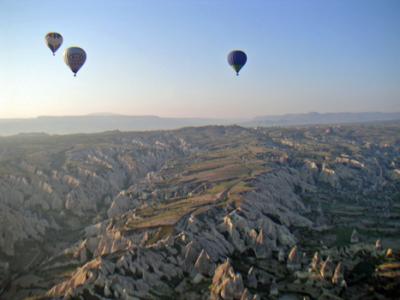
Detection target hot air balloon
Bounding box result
[63,47,87,77]
[45,32,63,56]
[227,50,247,76]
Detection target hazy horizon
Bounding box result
[1,0,399,119]
[0,111,399,137]
[0,110,400,121]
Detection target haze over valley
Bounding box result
[0,112,399,136]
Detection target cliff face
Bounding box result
[0,123,399,299]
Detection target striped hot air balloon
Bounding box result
[45,32,63,56]
[63,47,87,77]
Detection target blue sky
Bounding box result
[0,0,399,118]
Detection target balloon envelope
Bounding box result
[45,32,63,56]
[227,50,247,75]
[64,47,87,76]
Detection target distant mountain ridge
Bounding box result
[0,112,399,135]
[247,112,400,126]
[0,115,235,136]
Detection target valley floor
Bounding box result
[0,123,399,299]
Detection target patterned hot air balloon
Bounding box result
[45,32,63,56]
[63,47,87,77]
[227,50,247,76]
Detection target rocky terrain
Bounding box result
[0,122,399,299]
